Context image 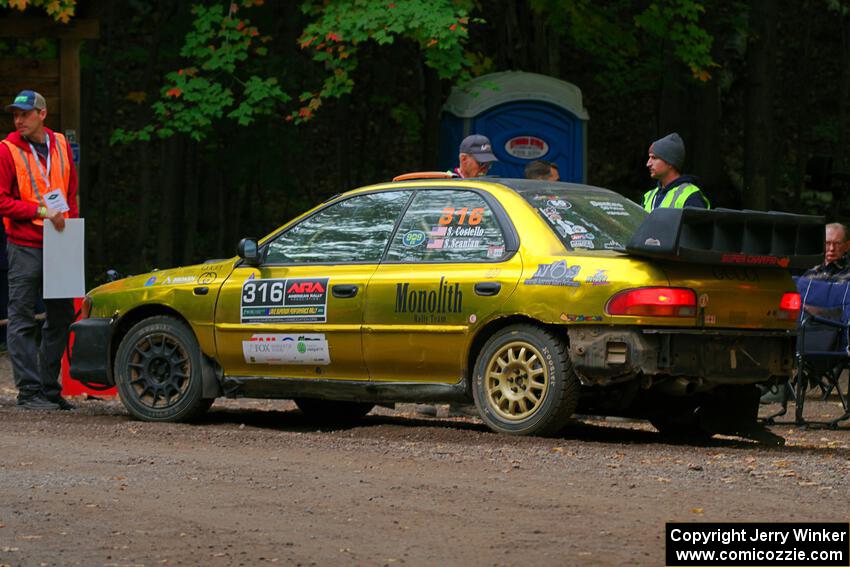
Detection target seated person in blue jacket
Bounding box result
[803,222,850,281]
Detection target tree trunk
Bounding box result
[743,0,777,210]
[181,141,200,264]
[421,64,442,169]
[837,5,849,172]
[156,136,185,267]
[132,0,172,271]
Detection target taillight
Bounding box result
[80,295,92,319]
[606,287,697,317]
[778,292,801,320]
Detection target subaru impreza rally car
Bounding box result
[70,177,821,442]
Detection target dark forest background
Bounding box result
[2,0,848,283]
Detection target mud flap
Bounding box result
[697,385,785,446]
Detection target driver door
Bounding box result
[214,190,411,381]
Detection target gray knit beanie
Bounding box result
[650,132,686,171]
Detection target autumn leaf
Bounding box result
[165,88,182,98]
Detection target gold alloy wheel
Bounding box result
[484,340,549,421]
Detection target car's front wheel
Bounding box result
[114,316,211,422]
[472,324,579,436]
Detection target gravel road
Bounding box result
[1,355,848,566]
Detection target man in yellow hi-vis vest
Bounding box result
[643,132,710,211]
[0,90,78,411]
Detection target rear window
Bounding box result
[520,189,647,251]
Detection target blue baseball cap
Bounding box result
[6,90,46,112]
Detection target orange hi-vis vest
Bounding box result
[1,132,71,227]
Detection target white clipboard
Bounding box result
[43,218,86,298]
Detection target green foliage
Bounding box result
[111,1,289,144]
[531,0,716,90]
[294,0,476,123]
[634,0,716,81]
[0,37,57,59]
[0,0,76,22]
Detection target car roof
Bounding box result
[485,178,624,197]
[351,176,625,200]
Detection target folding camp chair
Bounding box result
[793,278,850,427]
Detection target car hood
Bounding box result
[89,259,237,296]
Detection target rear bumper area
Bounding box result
[567,326,794,385]
[69,318,114,386]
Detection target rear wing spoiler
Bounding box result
[626,208,824,269]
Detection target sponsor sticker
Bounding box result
[402,230,427,247]
[487,245,505,259]
[198,272,216,285]
[395,276,463,324]
[162,275,196,285]
[721,253,790,268]
[242,333,331,365]
[547,199,570,209]
[525,261,581,287]
[585,269,609,285]
[563,314,603,322]
[241,277,329,323]
[644,238,661,246]
[144,276,157,287]
[571,239,595,249]
[589,200,630,216]
[603,240,624,250]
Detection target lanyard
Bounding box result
[26,135,51,187]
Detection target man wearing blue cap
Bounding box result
[643,132,710,211]
[0,89,78,411]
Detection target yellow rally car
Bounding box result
[70,178,822,442]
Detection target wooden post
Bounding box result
[59,38,81,137]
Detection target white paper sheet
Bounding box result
[43,218,85,298]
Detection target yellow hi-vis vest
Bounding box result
[1,132,72,227]
[643,182,710,212]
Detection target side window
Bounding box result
[265,191,410,264]
[386,189,507,263]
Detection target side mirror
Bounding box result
[237,237,260,266]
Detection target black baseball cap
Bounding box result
[459,134,498,163]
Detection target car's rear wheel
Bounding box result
[114,316,211,422]
[472,324,579,436]
[294,398,374,423]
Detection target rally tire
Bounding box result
[114,316,211,422]
[294,398,375,423]
[472,324,579,436]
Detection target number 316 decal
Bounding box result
[439,207,485,226]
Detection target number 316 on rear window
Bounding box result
[439,207,485,226]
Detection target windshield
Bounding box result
[520,188,647,252]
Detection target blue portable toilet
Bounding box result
[439,71,589,182]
